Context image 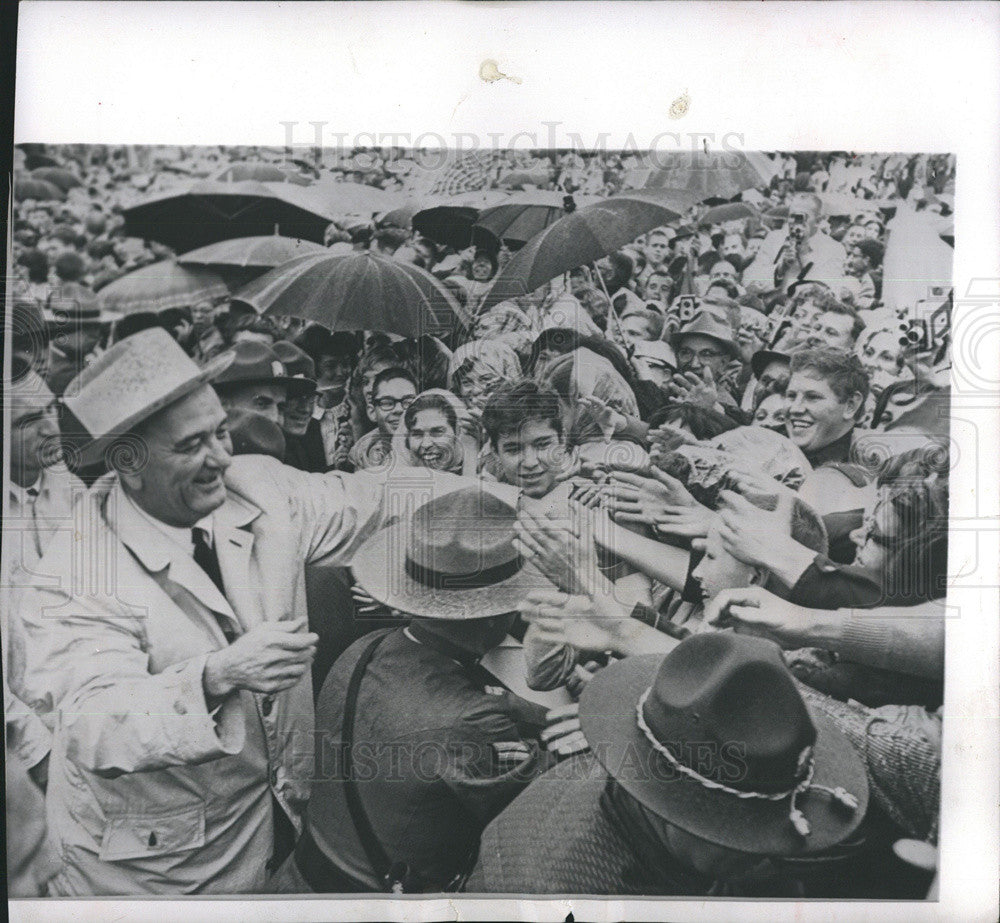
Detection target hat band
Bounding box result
[636,687,859,838]
[405,553,523,591]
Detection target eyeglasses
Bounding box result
[374,395,415,412]
[677,347,723,363]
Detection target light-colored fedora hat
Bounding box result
[352,485,552,619]
[62,327,234,464]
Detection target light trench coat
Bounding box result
[9,454,460,895]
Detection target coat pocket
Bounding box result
[98,802,206,862]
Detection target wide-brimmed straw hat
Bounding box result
[578,633,868,856]
[62,327,234,464]
[352,485,550,619]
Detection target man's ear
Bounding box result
[843,391,864,420]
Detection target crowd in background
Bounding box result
[6,144,951,898]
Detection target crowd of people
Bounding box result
[5,144,951,899]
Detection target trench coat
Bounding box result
[9,455,456,895]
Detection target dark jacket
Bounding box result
[283,419,328,473]
[305,626,557,892]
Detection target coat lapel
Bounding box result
[109,484,238,632]
[214,493,263,631]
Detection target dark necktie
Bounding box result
[192,527,236,642]
[27,486,43,559]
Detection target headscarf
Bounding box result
[447,338,523,389]
[391,388,469,473]
[540,292,602,337]
[541,347,640,447]
[541,347,640,417]
[473,301,535,363]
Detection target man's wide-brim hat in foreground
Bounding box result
[352,485,551,619]
[579,633,868,856]
[62,327,234,464]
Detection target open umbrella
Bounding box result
[481,189,697,311]
[701,201,759,225]
[122,179,343,251]
[622,150,774,200]
[30,167,83,191]
[234,250,463,338]
[96,260,229,314]
[177,235,329,288]
[15,177,67,202]
[473,191,600,248]
[214,163,312,186]
[303,179,404,218]
[413,204,480,251]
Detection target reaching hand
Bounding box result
[514,502,601,596]
[577,394,627,439]
[520,588,633,654]
[716,488,795,571]
[203,618,318,698]
[667,366,723,410]
[705,585,824,648]
[648,422,698,457]
[540,702,589,757]
[605,467,699,527]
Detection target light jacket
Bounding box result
[9,455,456,895]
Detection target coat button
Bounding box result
[262,696,273,717]
[174,701,187,715]
[148,831,158,847]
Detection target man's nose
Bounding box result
[206,434,233,469]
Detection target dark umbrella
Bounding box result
[412,204,480,250]
[177,235,329,288]
[31,167,83,191]
[15,177,67,202]
[235,250,464,338]
[214,163,312,186]
[96,260,229,314]
[622,150,774,200]
[473,191,600,248]
[481,189,697,310]
[122,179,342,251]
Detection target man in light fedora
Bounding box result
[466,631,868,895]
[8,327,446,896]
[668,309,746,421]
[274,486,576,894]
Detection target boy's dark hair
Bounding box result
[790,347,870,419]
[482,379,563,448]
[370,366,417,400]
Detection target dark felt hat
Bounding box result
[751,348,792,380]
[578,634,868,856]
[213,340,315,397]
